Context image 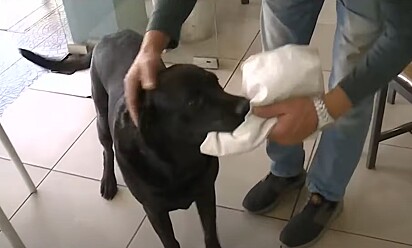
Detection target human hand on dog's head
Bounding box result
[124,51,161,126]
[124,31,170,126]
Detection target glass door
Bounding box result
[54,0,260,69]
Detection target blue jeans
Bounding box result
[262,0,382,201]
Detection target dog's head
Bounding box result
[139,64,249,145]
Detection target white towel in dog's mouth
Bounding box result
[200,44,325,156]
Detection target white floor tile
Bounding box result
[0,31,23,73]
[129,205,286,248]
[0,159,48,218]
[243,32,261,60]
[0,171,145,248]
[29,70,92,97]
[54,119,126,186]
[0,89,96,168]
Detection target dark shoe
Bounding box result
[242,171,306,214]
[280,193,343,248]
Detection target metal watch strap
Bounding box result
[312,96,334,130]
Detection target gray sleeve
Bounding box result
[339,0,412,105]
[146,0,197,49]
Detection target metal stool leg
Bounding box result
[0,123,36,193]
[0,206,26,248]
[366,87,388,169]
[387,84,396,104]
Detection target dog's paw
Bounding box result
[100,175,118,200]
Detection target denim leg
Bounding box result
[260,0,324,177]
[307,0,382,201]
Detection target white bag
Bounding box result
[200,44,325,156]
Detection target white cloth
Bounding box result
[200,44,325,156]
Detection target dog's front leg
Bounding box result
[144,206,180,248]
[91,64,118,200]
[196,188,222,248]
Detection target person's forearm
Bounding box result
[338,0,412,107]
[147,0,197,49]
[140,30,170,55]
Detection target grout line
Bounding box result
[217,205,412,246]
[240,30,260,61]
[0,26,63,77]
[29,87,92,99]
[49,117,97,172]
[0,57,24,78]
[380,143,412,150]
[327,228,412,247]
[222,30,260,90]
[0,154,127,188]
[126,215,147,248]
[8,2,61,33]
[216,205,290,222]
[216,204,245,213]
[0,29,23,34]
[222,60,243,90]
[18,162,52,171]
[288,187,305,219]
[289,135,319,217]
[7,117,96,221]
[51,168,128,188]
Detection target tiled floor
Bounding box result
[1,0,412,248]
[0,0,68,115]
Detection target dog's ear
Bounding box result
[204,70,219,84]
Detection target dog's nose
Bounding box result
[235,99,250,117]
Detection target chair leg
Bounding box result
[366,87,388,170]
[0,124,36,193]
[387,84,396,104]
[0,206,26,248]
[241,0,249,4]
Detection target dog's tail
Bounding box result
[18,48,92,74]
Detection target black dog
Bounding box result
[20,29,249,248]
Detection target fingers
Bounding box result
[252,101,286,118]
[124,73,140,126]
[123,53,161,126]
[266,116,291,145]
[140,65,156,90]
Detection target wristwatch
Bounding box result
[312,96,334,130]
